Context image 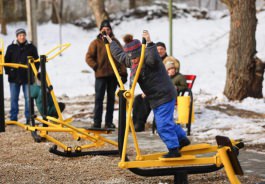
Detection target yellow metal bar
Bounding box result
[98,136,118,147]
[42,134,69,151]
[5,121,28,129]
[45,73,63,120]
[46,116,98,142]
[79,143,98,149]
[0,38,3,74]
[128,114,142,159]
[105,43,125,90]
[45,43,71,61]
[0,63,28,69]
[121,43,146,162]
[26,126,75,132]
[35,117,60,128]
[119,156,217,169]
[218,147,241,184]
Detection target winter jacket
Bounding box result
[110,41,177,109]
[86,34,127,79]
[4,40,39,84]
[30,83,56,117]
[170,72,188,92]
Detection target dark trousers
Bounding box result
[94,76,117,126]
[133,94,152,131]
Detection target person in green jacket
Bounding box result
[30,73,65,118]
[164,56,187,93]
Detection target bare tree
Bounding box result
[222,0,265,100]
[0,0,7,35]
[88,0,109,28]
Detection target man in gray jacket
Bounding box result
[105,30,190,158]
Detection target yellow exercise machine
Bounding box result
[103,35,244,184]
[0,39,118,157]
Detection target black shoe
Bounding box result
[105,123,116,129]
[162,148,181,158]
[26,119,30,125]
[91,123,101,129]
[179,137,191,150]
[134,123,145,132]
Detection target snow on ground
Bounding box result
[1,10,265,145]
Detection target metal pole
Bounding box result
[40,55,48,127]
[118,90,126,157]
[0,49,5,132]
[27,57,35,126]
[168,0,173,56]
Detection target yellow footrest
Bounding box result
[159,155,196,161]
[181,144,211,152]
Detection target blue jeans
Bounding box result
[9,82,29,121]
[153,99,186,150]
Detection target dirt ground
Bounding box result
[0,125,263,184]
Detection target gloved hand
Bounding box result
[103,34,113,43]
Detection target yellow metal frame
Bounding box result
[104,40,243,183]
[0,38,4,75]
[2,43,118,153]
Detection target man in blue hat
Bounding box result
[4,28,39,124]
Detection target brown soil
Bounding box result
[0,126,263,184]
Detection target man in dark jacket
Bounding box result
[106,30,190,158]
[86,20,127,129]
[4,28,39,123]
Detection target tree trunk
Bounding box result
[26,0,38,47]
[129,0,136,9]
[51,0,59,24]
[0,0,7,35]
[88,0,109,28]
[222,0,265,100]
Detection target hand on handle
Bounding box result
[102,31,112,44]
[142,30,151,44]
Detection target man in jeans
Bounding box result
[86,20,127,129]
[4,28,39,124]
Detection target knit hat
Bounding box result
[156,42,166,49]
[99,20,112,30]
[124,39,142,59]
[165,61,176,70]
[16,28,26,36]
[163,56,180,72]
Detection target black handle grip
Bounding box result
[102,31,109,44]
[142,38,146,44]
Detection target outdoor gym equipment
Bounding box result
[103,35,244,184]
[0,40,119,157]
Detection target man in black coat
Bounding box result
[4,28,39,123]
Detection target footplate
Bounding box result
[49,145,119,157]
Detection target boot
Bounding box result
[162,148,181,158]
[105,123,116,129]
[91,123,101,129]
[179,137,191,150]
